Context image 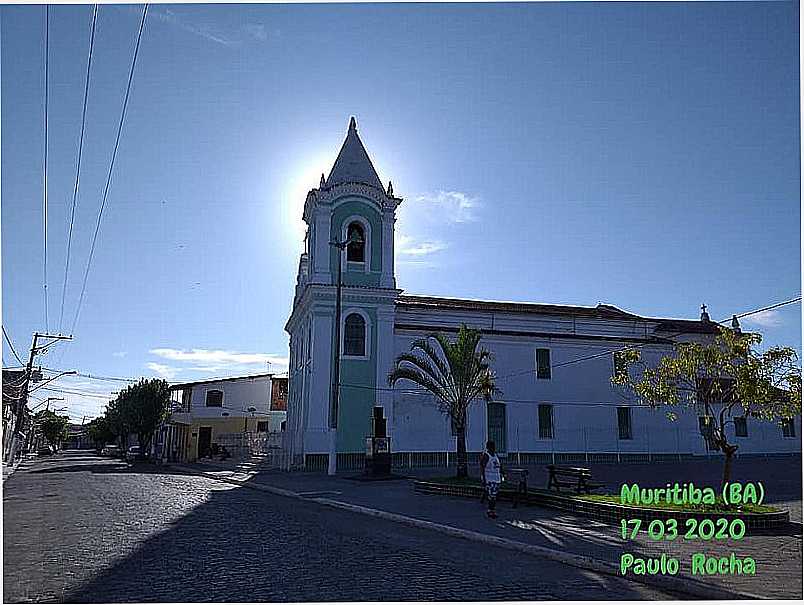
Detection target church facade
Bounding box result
[284,118,801,469]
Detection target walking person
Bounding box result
[480,440,502,518]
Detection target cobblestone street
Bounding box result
[3,451,683,602]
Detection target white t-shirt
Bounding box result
[483,451,501,483]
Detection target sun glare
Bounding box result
[279,150,335,251]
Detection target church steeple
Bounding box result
[325,116,384,190]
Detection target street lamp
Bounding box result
[327,229,362,476]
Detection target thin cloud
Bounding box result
[742,309,783,328]
[146,362,181,380]
[148,348,289,378]
[152,8,274,47]
[396,234,447,257]
[150,348,285,366]
[412,191,481,223]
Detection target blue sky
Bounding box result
[2,1,800,421]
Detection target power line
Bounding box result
[40,366,136,383]
[43,5,50,332]
[2,327,25,366]
[723,295,802,324]
[39,387,112,400]
[59,4,98,333]
[71,4,148,335]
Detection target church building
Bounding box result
[284,118,801,471]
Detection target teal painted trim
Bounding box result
[329,199,383,276]
[334,307,378,453]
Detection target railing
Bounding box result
[215,431,283,459]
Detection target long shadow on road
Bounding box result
[6,458,677,603]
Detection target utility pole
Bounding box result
[7,332,71,460]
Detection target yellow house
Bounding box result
[162,373,286,462]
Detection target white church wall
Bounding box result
[389,322,800,456]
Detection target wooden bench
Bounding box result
[506,467,529,508]
[546,465,604,494]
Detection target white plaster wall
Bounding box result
[386,311,801,456]
[187,377,272,420]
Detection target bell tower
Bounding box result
[285,117,402,466]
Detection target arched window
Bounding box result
[346,222,365,263]
[205,390,223,407]
[344,313,366,356]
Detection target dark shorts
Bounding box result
[486,481,500,499]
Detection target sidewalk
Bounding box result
[173,459,802,599]
[1,454,37,483]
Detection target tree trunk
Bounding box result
[456,426,468,478]
[721,444,738,491]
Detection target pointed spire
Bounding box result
[387,181,393,196]
[320,173,326,188]
[700,303,710,322]
[325,116,384,190]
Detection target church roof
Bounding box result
[325,117,385,191]
[396,295,641,320]
[396,295,720,334]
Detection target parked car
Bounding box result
[100,444,121,457]
[126,445,149,462]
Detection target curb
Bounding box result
[168,464,765,601]
[414,480,791,530]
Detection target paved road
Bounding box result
[3,451,683,602]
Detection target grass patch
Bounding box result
[574,493,778,514]
[422,476,779,514]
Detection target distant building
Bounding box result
[64,423,91,450]
[271,376,288,411]
[156,373,286,462]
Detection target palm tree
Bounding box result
[388,325,497,478]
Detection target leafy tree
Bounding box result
[113,378,171,454]
[612,326,801,486]
[104,399,129,449]
[86,416,116,451]
[35,409,70,449]
[389,325,497,478]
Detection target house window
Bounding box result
[205,390,223,407]
[536,349,551,380]
[256,421,269,433]
[781,417,796,438]
[344,313,366,357]
[346,222,365,263]
[617,407,632,440]
[734,416,748,438]
[538,404,554,439]
[698,415,717,451]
